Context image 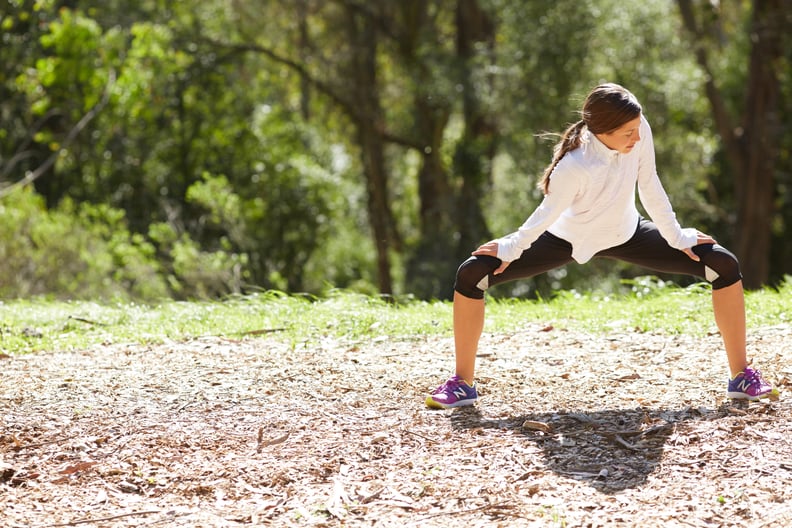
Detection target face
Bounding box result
[595,116,642,154]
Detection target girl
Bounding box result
[426,83,777,409]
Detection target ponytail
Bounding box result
[538,84,641,194]
[538,120,586,194]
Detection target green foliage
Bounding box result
[0,1,56,177]
[484,0,734,299]
[1,0,789,301]
[0,187,168,300]
[3,3,371,299]
[147,219,248,300]
[21,7,110,121]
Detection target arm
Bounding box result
[479,159,581,270]
[636,116,699,251]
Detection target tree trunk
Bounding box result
[399,0,500,300]
[345,7,395,295]
[404,91,456,299]
[677,0,784,288]
[357,126,394,295]
[454,0,496,255]
[732,0,782,287]
[394,1,458,299]
[297,0,311,121]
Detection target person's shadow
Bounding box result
[448,403,739,493]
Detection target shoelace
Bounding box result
[743,369,764,387]
[432,378,460,395]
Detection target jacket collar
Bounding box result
[584,129,620,162]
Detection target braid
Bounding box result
[538,120,586,194]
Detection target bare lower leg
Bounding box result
[453,291,485,384]
[712,280,748,377]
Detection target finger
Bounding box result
[472,242,498,256]
[472,248,495,257]
[493,261,509,275]
[683,248,700,261]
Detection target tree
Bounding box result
[220,1,502,298]
[453,0,497,253]
[1,1,72,192]
[4,0,788,301]
[7,1,354,298]
[221,1,405,295]
[677,0,789,288]
[400,0,498,299]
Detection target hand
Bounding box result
[472,241,511,275]
[682,231,717,262]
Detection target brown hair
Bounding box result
[539,83,642,193]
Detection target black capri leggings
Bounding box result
[455,219,742,300]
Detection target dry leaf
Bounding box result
[257,426,290,452]
[522,420,552,434]
[89,489,109,505]
[57,461,97,475]
[326,477,349,519]
[370,432,389,444]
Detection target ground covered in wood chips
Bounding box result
[2,323,791,527]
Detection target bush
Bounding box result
[0,187,168,301]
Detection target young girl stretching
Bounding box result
[426,83,778,409]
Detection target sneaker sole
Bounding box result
[425,396,477,409]
[726,388,780,401]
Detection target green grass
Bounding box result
[1,277,790,355]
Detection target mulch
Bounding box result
[2,323,791,527]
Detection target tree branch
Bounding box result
[0,108,64,181]
[203,37,424,151]
[676,0,742,163]
[210,39,360,118]
[0,70,116,199]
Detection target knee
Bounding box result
[698,244,742,289]
[454,255,500,299]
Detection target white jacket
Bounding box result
[496,115,698,264]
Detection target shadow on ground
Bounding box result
[448,402,744,493]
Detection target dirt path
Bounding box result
[2,324,791,527]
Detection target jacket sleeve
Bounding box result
[496,158,582,262]
[636,116,698,250]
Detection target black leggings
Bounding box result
[455,219,742,299]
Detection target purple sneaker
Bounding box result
[425,375,478,409]
[727,367,779,400]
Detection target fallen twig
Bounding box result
[241,328,286,336]
[257,429,290,452]
[68,316,108,327]
[600,423,671,439]
[403,429,438,444]
[418,501,519,521]
[613,434,641,451]
[39,510,160,527]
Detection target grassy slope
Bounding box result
[1,278,790,355]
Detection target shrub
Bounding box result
[0,187,168,300]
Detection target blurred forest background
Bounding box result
[1,0,791,302]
